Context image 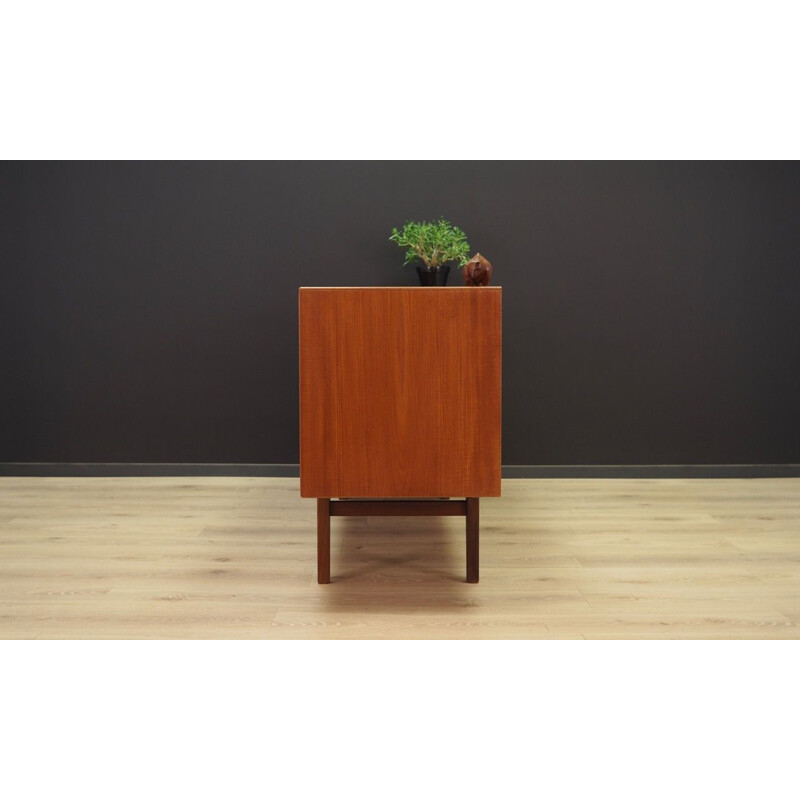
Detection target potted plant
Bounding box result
[389,217,471,285]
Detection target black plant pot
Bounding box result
[416,266,451,286]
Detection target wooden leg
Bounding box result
[317,498,330,584]
[466,497,479,583]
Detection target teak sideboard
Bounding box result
[299,287,502,583]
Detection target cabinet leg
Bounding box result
[317,498,330,584]
[466,497,479,583]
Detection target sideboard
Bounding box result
[299,286,502,582]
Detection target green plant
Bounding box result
[389,217,471,269]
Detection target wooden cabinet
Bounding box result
[299,287,502,582]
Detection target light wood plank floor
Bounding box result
[0,477,798,639]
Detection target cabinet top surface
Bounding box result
[299,286,501,291]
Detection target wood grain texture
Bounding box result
[0,477,798,639]
[299,287,502,498]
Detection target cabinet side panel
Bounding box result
[299,290,338,497]
[465,288,502,496]
[300,288,501,498]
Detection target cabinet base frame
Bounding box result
[316,497,479,584]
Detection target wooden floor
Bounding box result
[0,476,798,639]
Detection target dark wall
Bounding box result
[2,161,799,465]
